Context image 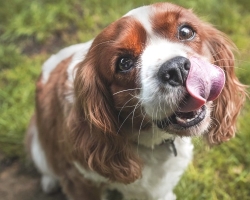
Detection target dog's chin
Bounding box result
[155,105,211,137]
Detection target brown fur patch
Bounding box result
[35,56,73,174]
[151,3,203,54]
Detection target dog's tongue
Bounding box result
[179,57,225,112]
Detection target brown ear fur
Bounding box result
[204,25,247,144]
[74,59,117,135]
[68,54,142,183]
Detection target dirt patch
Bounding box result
[0,155,121,200]
[0,155,66,200]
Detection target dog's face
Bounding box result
[72,2,245,183]
[75,2,244,142]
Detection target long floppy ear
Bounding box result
[74,58,118,135]
[68,54,142,183]
[204,25,247,144]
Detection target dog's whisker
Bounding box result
[117,100,143,134]
[113,88,142,95]
[137,113,147,149]
[131,100,143,132]
[118,96,137,121]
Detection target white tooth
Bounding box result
[176,116,185,123]
[176,113,200,124]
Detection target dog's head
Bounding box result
[71,3,246,183]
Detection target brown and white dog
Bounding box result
[26,2,246,200]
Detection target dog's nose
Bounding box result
[157,56,190,86]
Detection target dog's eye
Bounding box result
[178,25,196,41]
[117,57,134,72]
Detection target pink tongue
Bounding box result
[179,57,225,112]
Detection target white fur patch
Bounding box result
[31,125,58,193]
[67,40,93,83]
[125,5,153,35]
[64,40,93,103]
[41,175,59,194]
[41,43,90,84]
[108,137,193,200]
[140,39,192,119]
[133,126,174,149]
[74,162,107,186]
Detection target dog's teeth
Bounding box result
[175,107,204,124]
[176,116,185,123]
[176,115,196,123]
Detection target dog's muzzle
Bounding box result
[155,56,225,129]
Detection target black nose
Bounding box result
[157,56,191,86]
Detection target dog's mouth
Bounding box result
[154,57,225,131]
[156,105,206,129]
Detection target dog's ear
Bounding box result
[68,51,142,183]
[203,25,246,144]
[74,57,118,135]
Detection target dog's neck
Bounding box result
[130,127,177,156]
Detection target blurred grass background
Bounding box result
[0,0,250,199]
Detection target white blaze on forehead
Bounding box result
[141,39,189,70]
[124,5,153,35]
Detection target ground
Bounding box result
[0,153,66,200]
[0,153,122,200]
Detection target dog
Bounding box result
[26,2,246,200]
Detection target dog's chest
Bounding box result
[74,138,193,200]
[112,139,192,199]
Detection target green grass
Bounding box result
[1,0,250,199]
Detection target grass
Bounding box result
[1,0,250,199]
